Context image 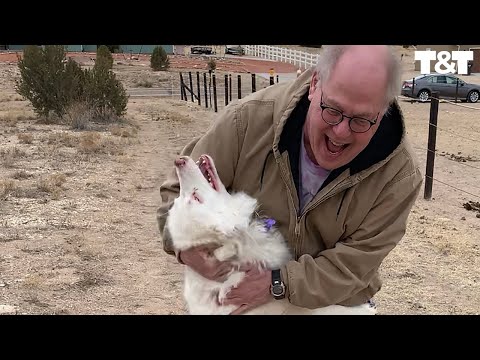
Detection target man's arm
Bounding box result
[156,104,244,255]
[281,168,423,308]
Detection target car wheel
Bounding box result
[467,90,479,103]
[418,90,430,102]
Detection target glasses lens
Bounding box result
[322,107,342,125]
[350,118,371,133]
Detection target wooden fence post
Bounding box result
[196,72,201,106]
[424,91,439,200]
[224,74,229,106]
[212,74,218,113]
[237,75,242,99]
[188,72,194,102]
[203,72,208,108]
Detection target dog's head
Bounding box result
[166,154,258,249]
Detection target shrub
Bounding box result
[16,44,128,127]
[150,46,170,71]
[96,45,114,70]
[83,66,128,119]
[16,45,71,119]
[207,58,216,71]
[105,45,120,53]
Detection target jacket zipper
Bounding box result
[294,182,351,256]
[276,155,302,258]
[277,153,353,257]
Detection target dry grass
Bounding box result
[36,173,67,200]
[23,274,45,289]
[135,79,154,88]
[46,132,77,147]
[11,170,34,180]
[0,146,27,167]
[0,93,24,102]
[65,102,97,130]
[0,110,36,125]
[64,102,127,130]
[17,133,34,144]
[76,132,127,155]
[109,124,138,138]
[0,179,18,200]
[37,173,67,192]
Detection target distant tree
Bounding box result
[150,46,170,71]
[96,45,114,70]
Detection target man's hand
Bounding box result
[222,265,272,315]
[178,244,234,282]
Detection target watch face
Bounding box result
[272,285,284,296]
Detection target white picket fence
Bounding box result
[244,45,320,70]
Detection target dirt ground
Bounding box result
[0,46,479,315]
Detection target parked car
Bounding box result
[225,45,245,55]
[401,73,480,103]
[190,46,213,55]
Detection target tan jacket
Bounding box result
[157,68,423,308]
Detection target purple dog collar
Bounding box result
[263,218,276,231]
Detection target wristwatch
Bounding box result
[271,269,286,299]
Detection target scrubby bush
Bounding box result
[83,66,128,119]
[150,46,170,71]
[16,44,128,127]
[16,45,72,119]
[207,58,216,71]
[96,45,114,70]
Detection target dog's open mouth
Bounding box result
[197,155,219,192]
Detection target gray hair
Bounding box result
[314,45,402,110]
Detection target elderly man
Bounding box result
[157,45,423,314]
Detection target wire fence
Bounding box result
[174,74,480,202]
[404,92,480,202]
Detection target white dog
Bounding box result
[165,154,376,315]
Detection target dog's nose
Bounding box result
[174,157,186,167]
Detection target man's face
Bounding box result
[304,68,388,171]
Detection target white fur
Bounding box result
[166,155,376,315]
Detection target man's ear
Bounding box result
[308,71,318,101]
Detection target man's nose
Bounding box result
[331,117,352,138]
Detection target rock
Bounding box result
[0,305,17,315]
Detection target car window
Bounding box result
[446,76,459,84]
[432,76,447,84]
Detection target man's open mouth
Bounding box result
[196,155,219,191]
[325,135,348,155]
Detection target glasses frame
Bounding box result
[319,92,379,133]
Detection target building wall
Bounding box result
[65,45,83,52]
[119,45,173,54]
[7,45,27,50]
[81,45,97,52]
[4,45,173,54]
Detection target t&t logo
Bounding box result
[415,50,473,75]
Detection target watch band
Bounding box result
[272,269,282,284]
[271,269,285,299]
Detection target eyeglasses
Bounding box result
[319,92,379,133]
